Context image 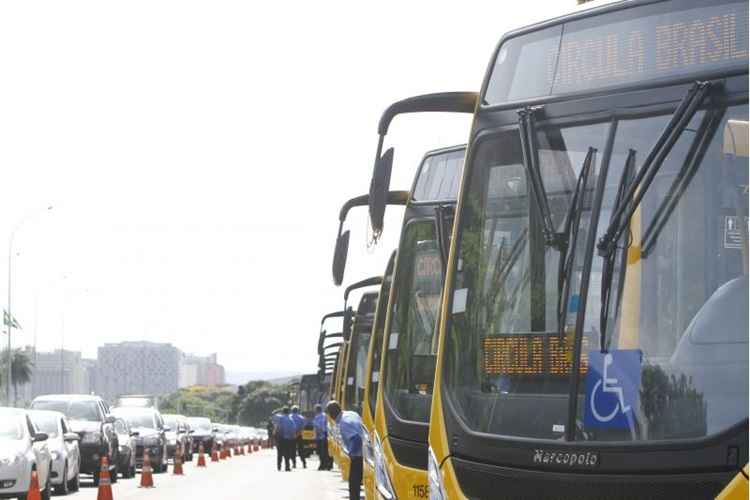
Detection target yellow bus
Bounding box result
[421,1,748,498]
[368,145,467,499]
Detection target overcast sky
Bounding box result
[0,1,587,375]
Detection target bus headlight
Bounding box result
[373,433,395,500]
[363,431,374,467]
[428,446,447,500]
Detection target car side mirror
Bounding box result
[33,432,49,443]
[104,415,116,424]
[212,427,220,433]
[163,426,171,432]
[130,431,140,437]
[332,229,350,287]
[63,432,80,442]
[369,147,394,235]
[189,430,195,434]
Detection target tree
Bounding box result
[1,349,33,403]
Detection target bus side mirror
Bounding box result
[342,307,353,342]
[369,147,394,235]
[332,230,350,286]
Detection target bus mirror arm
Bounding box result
[370,91,477,235]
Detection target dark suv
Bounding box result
[30,394,119,485]
[111,407,169,473]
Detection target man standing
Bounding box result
[312,404,330,470]
[290,406,307,469]
[276,407,296,471]
[326,400,364,500]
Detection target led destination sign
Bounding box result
[485,0,748,104]
[483,333,589,377]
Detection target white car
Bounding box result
[28,410,80,495]
[0,408,53,500]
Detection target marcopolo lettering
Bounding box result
[532,449,600,468]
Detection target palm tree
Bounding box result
[1,349,33,404]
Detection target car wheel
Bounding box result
[54,462,69,495]
[67,470,79,492]
[40,470,51,500]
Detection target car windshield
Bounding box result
[445,104,749,442]
[30,414,59,438]
[383,221,443,424]
[114,411,156,429]
[32,400,101,422]
[163,416,179,429]
[0,416,24,440]
[188,418,211,431]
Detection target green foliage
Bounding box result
[159,380,295,426]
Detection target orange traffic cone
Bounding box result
[27,471,42,500]
[210,443,219,462]
[96,456,114,500]
[197,443,207,467]
[253,444,259,452]
[173,445,184,475]
[139,450,155,488]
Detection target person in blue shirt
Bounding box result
[290,406,307,469]
[312,404,331,471]
[326,400,364,500]
[275,407,296,471]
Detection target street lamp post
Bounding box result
[6,205,53,406]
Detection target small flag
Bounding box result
[3,310,21,330]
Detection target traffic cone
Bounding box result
[27,471,42,500]
[139,450,154,488]
[210,443,219,462]
[173,445,184,475]
[197,443,207,467]
[253,444,259,452]
[96,456,114,500]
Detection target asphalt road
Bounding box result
[65,449,349,500]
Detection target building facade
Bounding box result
[16,347,91,405]
[97,341,181,401]
[179,353,226,387]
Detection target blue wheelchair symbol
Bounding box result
[584,350,641,429]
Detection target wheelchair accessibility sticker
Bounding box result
[584,350,641,429]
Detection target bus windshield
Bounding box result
[445,103,748,442]
[345,329,371,415]
[384,221,443,424]
[367,257,395,416]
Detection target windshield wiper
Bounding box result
[518,106,566,250]
[640,106,725,257]
[557,147,597,331]
[598,149,636,351]
[597,81,713,257]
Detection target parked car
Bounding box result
[30,395,118,486]
[111,407,168,473]
[187,417,214,453]
[0,408,53,500]
[162,414,192,461]
[112,418,137,479]
[28,410,81,495]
